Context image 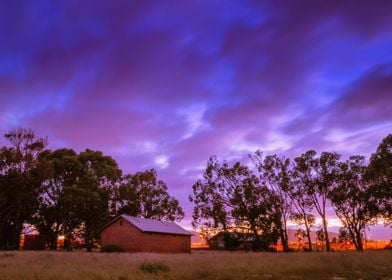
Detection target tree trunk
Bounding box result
[347,227,358,249]
[49,232,58,250]
[280,230,289,252]
[4,221,23,250]
[85,228,93,252]
[0,223,6,249]
[63,233,73,251]
[322,216,330,252]
[279,215,290,252]
[279,217,290,252]
[86,240,92,252]
[354,229,363,251]
[251,226,262,251]
[304,216,312,251]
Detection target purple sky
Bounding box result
[1,1,392,236]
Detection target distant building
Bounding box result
[208,231,256,251]
[99,215,192,253]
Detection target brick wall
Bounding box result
[100,217,191,253]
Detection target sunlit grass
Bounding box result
[0,250,391,279]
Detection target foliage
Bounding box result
[1,127,391,254]
[0,128,47,249]
[295,228,307,243]
[31,148,81,249]
[65,149,122,251]
[0,128,185,252]
[329,156,377,251]
[117,169,184,221]
[367,134,392,225]
[190,157,281,251]
[289,164,316,252]
[221,232,241,251]
[338,227,351,244]
[252,152,293,252]
[101,244,124,252]
[316,229,325,242]
[293,151,340,252]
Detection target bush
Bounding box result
[100,244,123,253]
[266,246,278,252]
[139,261,170,274]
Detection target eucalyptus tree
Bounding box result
[290,161,316,251]
[73,149,122,251]
[329,155,378,251]
[0,128,47,249]
[367,134,392,225]
[190,157,280,251]
[293,150,340,252]
[252,152,292,252]
[32,148,81,249]
[117,169,184,221]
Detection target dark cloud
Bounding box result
[330,63,392,128]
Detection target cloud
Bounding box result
[1,1,391,222]
[329,63,392,129]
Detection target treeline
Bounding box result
[190,135,392,252]
[0,128,184,251]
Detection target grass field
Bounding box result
[0,250,391,280]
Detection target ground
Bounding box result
[0,250,391,280]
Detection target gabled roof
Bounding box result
[101,215,192,236]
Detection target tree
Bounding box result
[0,128,47,249]
[221,232,241,251]
[294,151,340,252]
[74,149,122,251]
[291,212,315,251]
[295,228,307,250]
[190,157,232,231]
[329,155,377,251]
[117,169,184,221]
[338,227,351,245]
[31,148,81,249]
[190,157,281,251]
[290,152,316,252]
[367,134,392,225]
[252,152,292,252]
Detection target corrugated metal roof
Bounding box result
[121,215,192,236]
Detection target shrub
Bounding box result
[222,232,241,251]
[100,244,123,253]
[139,261,170,274]
[266,246,278,252]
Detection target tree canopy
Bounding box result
[1,128,391,252]
[0,128,184,251]
[190,135,392,252]
[190,157,282,251]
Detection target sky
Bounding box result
[0,1,391,237]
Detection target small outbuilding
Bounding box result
[100,215,192,253]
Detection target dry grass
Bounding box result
[0,250,391,280]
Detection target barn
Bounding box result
[100,215,192,253]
